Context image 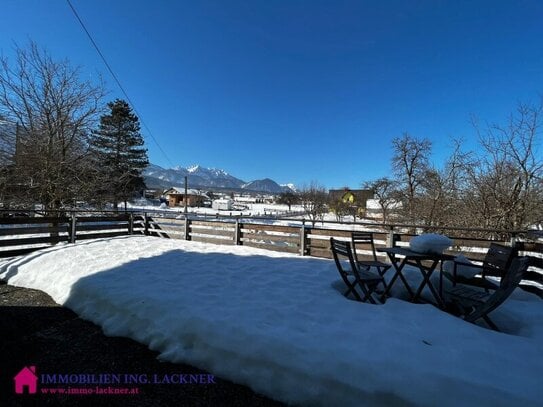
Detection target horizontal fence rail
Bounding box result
[0,212,143,258]
[0,209,541,297]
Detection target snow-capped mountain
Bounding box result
[144,164,295,194]
[186,165,238,183]
[145,164,244,189]
[281,183,298,193]
[241,179,286,194]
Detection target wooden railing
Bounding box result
[1,210,541,297]
[0,212,144,258]
[143,213,542,297]
[142,213,528,257]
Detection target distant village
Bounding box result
[155,187,274,211]
[144,186,388,220]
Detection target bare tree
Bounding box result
[0,42,105,212]
[276,191,300,212]
[0,116,15,203]
[465,102,543,230]
[328,197,350,222]
[299,182,328,226]
[391,133,432,223]
[363,177,399,224]
[417,167,452,227]
[378,103,542,234]
[413,139,474,228]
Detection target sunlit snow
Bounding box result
[1,236,541,406]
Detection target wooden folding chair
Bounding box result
[444,243,517,291]
[445,257,530,331]
[351,232,392,278]
[330,237,386,304]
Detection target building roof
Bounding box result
[164,187,209,198]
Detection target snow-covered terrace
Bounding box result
[0,235,541,406]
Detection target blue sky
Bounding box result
[1,1,542,189]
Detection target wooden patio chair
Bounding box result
[444,243,517,291]
[351,232,392,278]
[330,237,386,304]
[445,256,530,331]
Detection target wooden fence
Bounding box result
[1,211,541,297]
[143,214,524,257]
[0,213,143,258]
[144,213,543,297]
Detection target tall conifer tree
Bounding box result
[91,99,149,208]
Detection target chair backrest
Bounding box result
[515,241,543,298]
[330,238,359,279]
[481,243,518,283]
[465,257,530,324]
[351,232,379,262]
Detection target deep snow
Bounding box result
[1,236,541,406]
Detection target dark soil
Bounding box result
[0,282,286,407]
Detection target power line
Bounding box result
[66,0,174,167]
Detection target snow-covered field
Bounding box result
[127,200,305,217]
[1,236,541,406]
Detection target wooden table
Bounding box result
[377,247,455,308]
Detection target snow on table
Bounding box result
[0,236,542,406]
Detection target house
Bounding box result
[144,189,161,199]
[163,187,209,207]
[235,195,259,204]
[328,188,373,208]
[14,366,38,394]
[212,198,233,211]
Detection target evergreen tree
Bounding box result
[90,99,149,209]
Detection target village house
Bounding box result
[328,188,373,208]
[144,188,162,199]
[212,198,233,211]
[163,187,209,207]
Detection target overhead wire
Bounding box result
[66,0,174,167]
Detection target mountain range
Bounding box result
[144,164,296,194]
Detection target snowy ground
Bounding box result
[1,236,542,406]
[126,200,305,218]
[126,201,389,232]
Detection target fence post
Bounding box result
[234,218,241,245]
[300,219,307,256]
[386,226,395,247]
[70,214,76,244]
[184,216,191,240]
[510,232,517,248]
[128,213,134,235]
[143,212,149,236]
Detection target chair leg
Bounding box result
[379,265,392,278]
[344,283,363,301]
[373,266,389,293]
[368,281,388,304]
[359,283,377,304]
[482,315,500,332]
